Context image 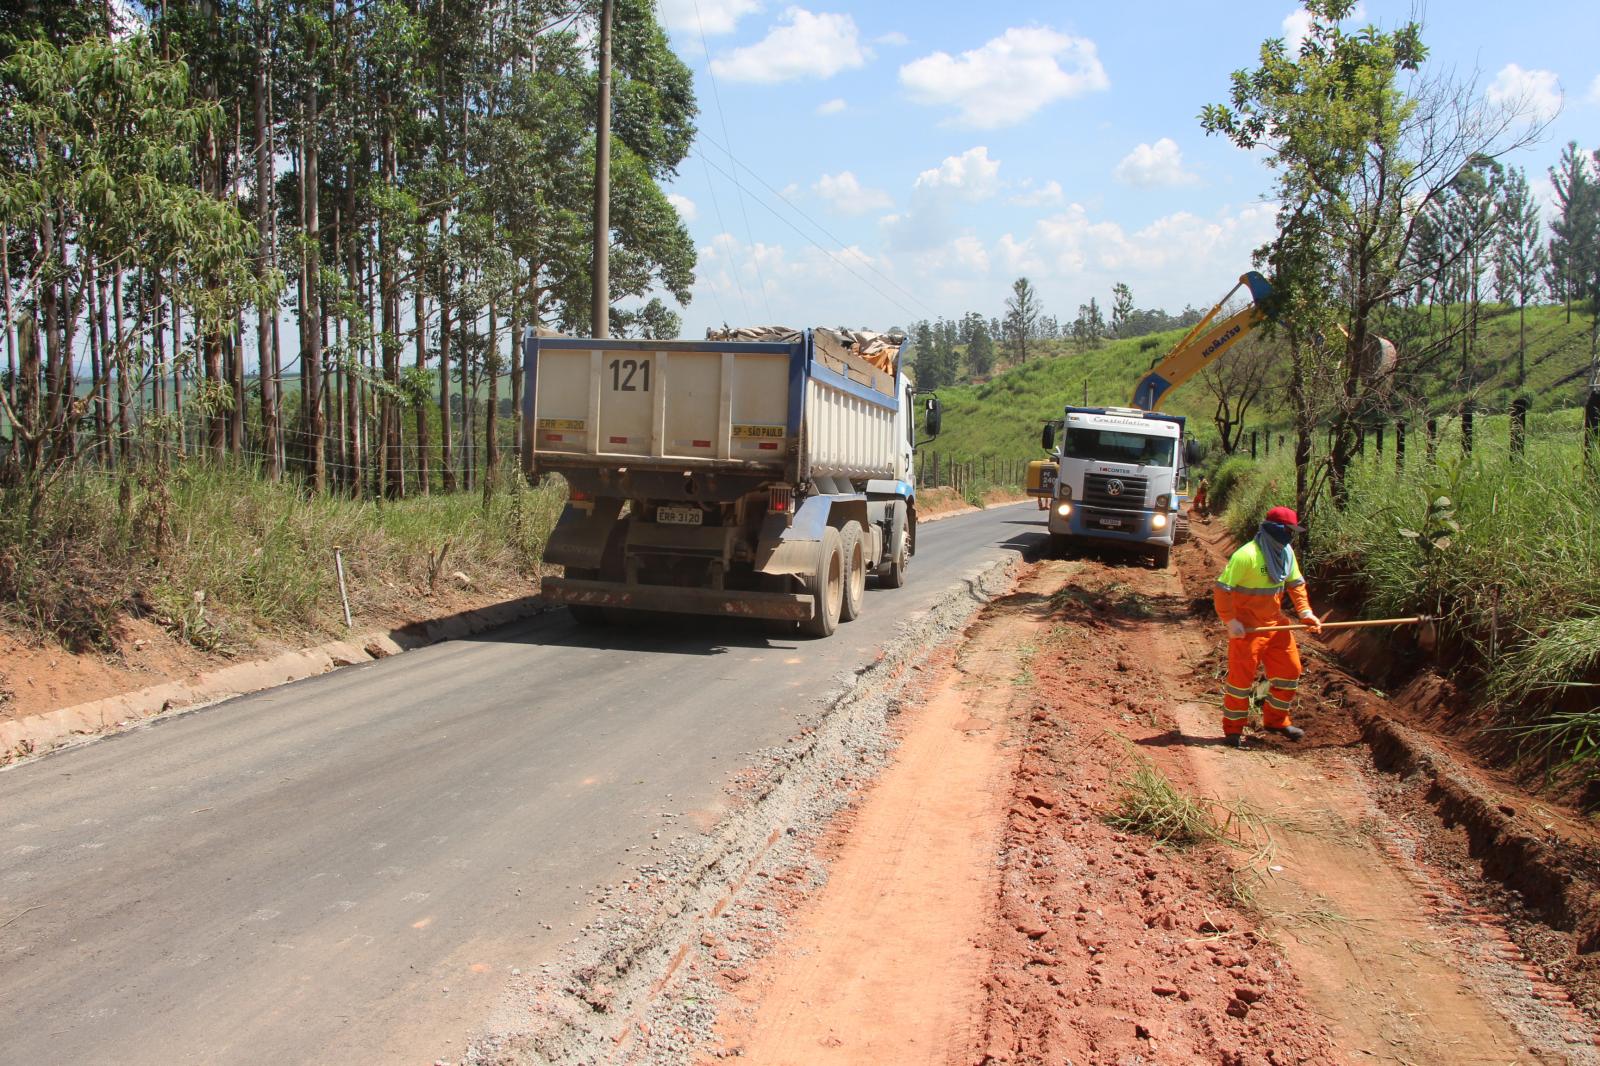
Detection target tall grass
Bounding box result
[1215,409,1600,771]
[0,463,566,652]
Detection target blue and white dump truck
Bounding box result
[1038,406,1196,570]
[522,327,940,637]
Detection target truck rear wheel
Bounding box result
[839,523,866,622]
[800,527,844,638]
[1152,545,1171,569]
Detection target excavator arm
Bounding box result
[1129,271,1277,411]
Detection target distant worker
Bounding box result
[1212,506,1323,748]
[1192,476,1210,518]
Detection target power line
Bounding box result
[693,0,773,324]
[689,148,929,324]
[691,131,939,321]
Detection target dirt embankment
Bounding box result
[0,579,541,763]
[623,519,1600,1065]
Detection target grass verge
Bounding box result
[0,462,566,653]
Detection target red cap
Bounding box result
[1264,506,1304,531]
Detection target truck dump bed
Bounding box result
[523,330,901,483]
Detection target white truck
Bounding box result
[522,327,940,637]
[1040,406,1196,569]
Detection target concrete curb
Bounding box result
[1,595,548,766]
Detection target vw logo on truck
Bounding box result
[1106,478,1125,497]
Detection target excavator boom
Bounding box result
[1129,271,1276,411]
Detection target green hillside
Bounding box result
[929,303,1598,468]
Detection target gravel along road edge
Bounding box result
[578,544,1599,1065]
[460,534,1038,1066]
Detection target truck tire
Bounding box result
[878,503,909,589]
[1048,533,1073,559]
[563,568,607,626]
[1152,545,1171,570]
[839,523,867,622]
[800,527,844,638]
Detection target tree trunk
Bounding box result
[438,260,455,491]
[113,270,131,465]
[261,20,282,479]
[87,261,110,462]
[301,39,326,493]
[485,298,500,485]
[379,123,402,498]
[172,295,185,457]
[414,277,430,494]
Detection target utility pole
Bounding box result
[591,0,612,339]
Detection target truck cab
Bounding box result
[1042,406,1186,569]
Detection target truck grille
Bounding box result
[1083,473,1148,510]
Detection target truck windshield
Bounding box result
[1064,427,1176,467]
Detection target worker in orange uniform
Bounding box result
[1212,506,1323,748]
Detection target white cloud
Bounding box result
[813,171,894,215]
[1487,63,1563,122]
[914,146,1002,200]
[1009,180,1065,208]
[997,201,1279,308]
[710,8,868,84]
[1113,138,1200,187]
[873,31,908,46]
[656,0,761,36]
[667,193,698,222]
[1590,74,1600,105]
[883,148,1004,253]
[1281,9,1314,53]
[816,97,847,116]
[1281,3,1365,53]
[899,26,1108,129]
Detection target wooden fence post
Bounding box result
[1395,420,1406,471]
[1510,396,1529,459]
[1586,389,1600,474]
[1426,418,1437,462]
[1462,402,1474,456]
[1250,430,1258,460]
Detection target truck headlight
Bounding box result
[1151,512,1168,530]
[1056,502,1072,518]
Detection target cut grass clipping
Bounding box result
[1105,751,1226,848]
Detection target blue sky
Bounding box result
[649,1,1600,336]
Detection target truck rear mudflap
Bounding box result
[543,577,814,622]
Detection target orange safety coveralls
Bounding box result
[1212,538,1315,737]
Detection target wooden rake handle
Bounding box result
[1244,615,1432,634]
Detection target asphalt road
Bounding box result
[0,503,1045,1066]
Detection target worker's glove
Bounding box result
[1299,611,1323,634]
[1226,619,1246,639]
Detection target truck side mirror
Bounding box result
[923,396,942,438]
[1184,438,1204,465]
[1041,423,1055,451]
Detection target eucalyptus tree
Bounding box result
[0,31,266,486]
[1494,165,1548,386]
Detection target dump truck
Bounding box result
[522,327,940,637]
